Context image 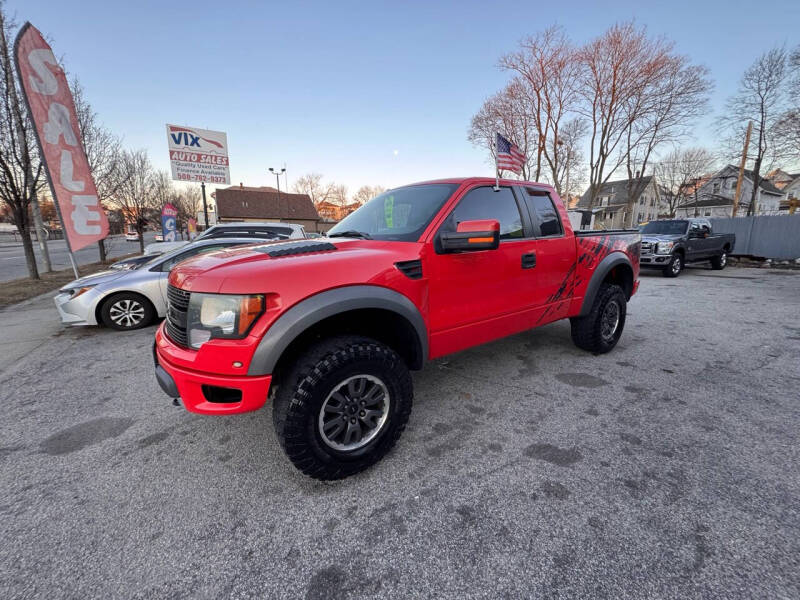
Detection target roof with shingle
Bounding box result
[215,187,319,221]
[577,176,654,209]
[710,165,785,195]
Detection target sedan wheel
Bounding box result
[101,293,155,330]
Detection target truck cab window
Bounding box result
[523,189,563,237]
[444,186,523,239]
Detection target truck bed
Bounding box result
[574,229,640,236]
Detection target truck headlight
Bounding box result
[186,293,264,349]
[657,241,674,254]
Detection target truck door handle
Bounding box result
[521,252,536,269]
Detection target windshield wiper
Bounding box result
[328,230,372,239]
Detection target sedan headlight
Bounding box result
[61,285,95,298]
[186,293,264,349]
[656,241,674,254]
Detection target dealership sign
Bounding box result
[166,124,230,184]
[161,203,178,242]
[14,23,110,252]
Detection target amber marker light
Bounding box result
[238,295,265,335]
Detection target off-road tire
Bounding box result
[710,250,727,270]
[99,292,155,330]
[272,335,413,480]
[662,253,683,278]
[570,283,627,354]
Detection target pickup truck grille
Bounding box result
[165,285,190,347]
[640,241,654,255]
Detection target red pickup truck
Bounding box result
[154,178,640,479]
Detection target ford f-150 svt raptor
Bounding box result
[154,178,640,479]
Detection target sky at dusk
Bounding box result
[7,0,800,196]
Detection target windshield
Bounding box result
[138,243,201,269]
[639,220,688,235]
[327,184,458,241]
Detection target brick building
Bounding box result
[213,185,321,232]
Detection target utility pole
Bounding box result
[269,167,286,200]
[201,181,209,231]
[732,121,752,217]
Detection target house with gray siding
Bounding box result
[575,176,665,229]
[675,164,785,218]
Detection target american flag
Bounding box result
[496,133,525,174]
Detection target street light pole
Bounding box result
[269,167,286,200]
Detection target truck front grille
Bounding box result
[641,242,654,255]
[165,285,190,347]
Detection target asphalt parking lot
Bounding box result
[1,266,799,599]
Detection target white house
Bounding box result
[777,173,800,214]
[675,164,785,218]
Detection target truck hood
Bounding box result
[169,238,425,295]
[641,233,684,243]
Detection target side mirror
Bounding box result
[440,219,500,252]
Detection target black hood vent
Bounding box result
[255,240,337,258]
[396,259,423,279]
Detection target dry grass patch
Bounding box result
[0,255,137,309]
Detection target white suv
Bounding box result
[195,222,306,241]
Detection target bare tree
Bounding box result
[775,46,800,166]
[72,77,126,261]
[0,5,44,278]
[575,22,712,225]
[553,118,588,200]
[655,147,716,216]
[499,25,584,190]
[579,22,651,209]
[110,149,155,254]
[468,78,539,179]
[292,172,335,208]
[718,47,788,215]
[173,185,202,238]
[621,54,712,225]
[329,184,348,210]
[351,185,385,206]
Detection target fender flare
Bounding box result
[578,252,633,317]
[247,285,428,376]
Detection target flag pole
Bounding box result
[494,132,500,191]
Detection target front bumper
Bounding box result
[54,291,97,325]
[640,253,672,268]
[153,328,271,415]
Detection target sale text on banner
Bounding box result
[15,23,110,251]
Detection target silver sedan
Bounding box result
[54,237,261,331]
